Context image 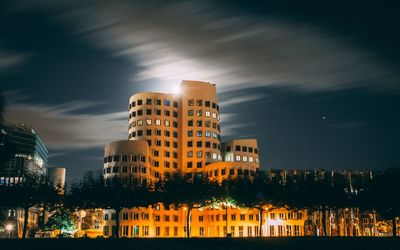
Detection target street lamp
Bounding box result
[5,224,14,238]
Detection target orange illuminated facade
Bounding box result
[103,80,259,184]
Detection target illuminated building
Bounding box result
[100,204,307,238]
[0,123,48,238]
[103,80,260,184]
[0,123,48,185]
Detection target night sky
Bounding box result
[1,1,399,184]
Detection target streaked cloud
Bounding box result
[14,0,399,94]
[4,100,127,150]
[0,49,28,71]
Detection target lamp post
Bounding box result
[5,224,14,238]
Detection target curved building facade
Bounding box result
[104,80,259,183]
[103,140,152,185]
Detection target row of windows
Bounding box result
[187,141,220,149]
[104,155,146,163]
[187,99,219,110]
[226,145,258,154]
[104,165,147,174]
[187,110,219,120]
[130,98,178,108]
[153,161,178,169]
[130,109,179,118]
[208,168,256,177]
[269,212,304,220]
[152,150,178,159]
[187,130,220,140]
[105,225,266,237]
[225,155,259,163]
[186,151,221,160]
[130,130,178,138]
[187,120,220,130]
[269,225,302,237]
[145,139,178,148]
[130,119,178,128]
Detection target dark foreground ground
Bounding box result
[1,237,400,250]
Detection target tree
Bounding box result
[67,172,151,238]
[278,171,349,237]
[370,168,400,237]
[44,209,77,234]
[161,175,215,238]
[227,176,283,237]
[0,174,61,238]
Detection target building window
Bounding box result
[188,120,193,126]
[143,226,149,236]
[235,145,241,151]
[188,110,193,116]
[188,130,193,137]
[137,99,143,105]
[197,151,202,158]
[196,131,202,137]
[196,162,202,168]
[200,227,205,236]
[187,151,193,158]
[197,110,202,116]
[188,99,194,106]
[187,141,193,147]
[156,119,161,126]
[205,101,210,107]
[187,162,193,168]
[156,99,162,105]
[164,100,170,106]
[235,155,241,162]
[205,131,211,137]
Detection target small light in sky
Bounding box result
[322,116,327,120]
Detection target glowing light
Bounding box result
[172,84,181,96]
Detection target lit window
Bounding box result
[165,120,170,127]
[212,113,217,119]
[235,155,241,162]
[212,153,217,159]
[249,156,254,163]
[146,119,152,125]
[156,119,161,126]
[137,120,143,126]
[212,132,217,139]
[205,111,211,117]
[243,156,248,162]
[205,131,211,137]
[197,110,202,116]
[197,151,202,158]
